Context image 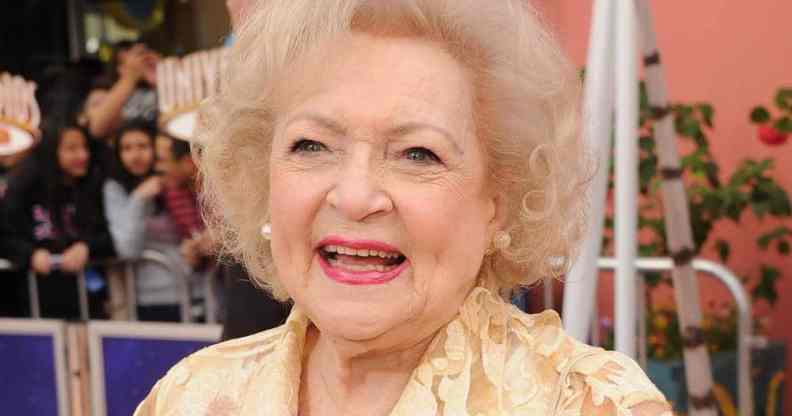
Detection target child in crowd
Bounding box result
[0,120,115,319]
[154,132,215,319]
[103,120,190,322]
[154,133,215,266]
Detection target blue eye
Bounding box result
[291,138,327,153]
[404,147,441,164]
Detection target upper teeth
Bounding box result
[323,245,400,259]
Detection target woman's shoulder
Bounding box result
[168,323,289,373]
[133,324,291,415]
[503,304,670,414]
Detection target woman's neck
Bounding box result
[299,324,434,416]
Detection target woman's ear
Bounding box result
[487,192,509,235]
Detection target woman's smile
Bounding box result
[316,235,409,285]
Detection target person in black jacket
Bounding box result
[1,119,115,319]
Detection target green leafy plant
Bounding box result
[601,83,792,359]
[750,87,792,146]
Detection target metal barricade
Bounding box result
[0,258,85,321]
[596,257,755,416]
[131,250,193,323]
[12,251,199,324]
[23,263,95,321]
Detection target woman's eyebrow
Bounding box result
[284,113,464,156]
[388,122,464,156]
[284,112,347,136]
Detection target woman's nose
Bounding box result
[325,154,393,222]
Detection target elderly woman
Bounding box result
[136,1,670,414]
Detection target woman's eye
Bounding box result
[290,138,327,153]
[404,147,441,164]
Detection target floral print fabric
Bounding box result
[135,287,669,415]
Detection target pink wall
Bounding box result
[540,0,792,411]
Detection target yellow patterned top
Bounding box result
[134,287,670,415]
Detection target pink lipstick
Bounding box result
[316,236,409,286]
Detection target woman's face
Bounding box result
[58,128,90,179]
[119,130,154,177]
[269,35,502,349]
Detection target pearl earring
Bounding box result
[261,223,272,240]
[492,230,512,250]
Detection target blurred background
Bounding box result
[0,1,790,415]
[0,0,229,76]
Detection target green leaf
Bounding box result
[778,240,790,255]
[773,116,792,133]
[700,189,722,212]
[757,226,792,250]
[705,161,721,188]
[752,265,781,306]
[720,187,749,221]
[753,178,792,216]
[639,136,655,152]
[715,239,730,263]
[774,88,792,111]
[697,103,714,127]
[769,187,792,216]
[639,157,657,191]
[680,118,702,138]
[751,106,771,123]
[675,104,694,118]
[644,271,663,287]
[729,159,771,187]
[639,243,661,257]
[639,81,650,112]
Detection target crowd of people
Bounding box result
[0,42,288,334]
[0,0,292,342]
[0,41,230,323]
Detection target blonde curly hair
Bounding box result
[197,0,589,301]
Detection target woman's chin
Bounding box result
[300,259,421,342]
[307,298,415,343]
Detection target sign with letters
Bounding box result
[157,48,227,142]
[0,72,40,155]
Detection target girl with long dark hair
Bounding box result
[103,120,187,322]
[1,119,115,319]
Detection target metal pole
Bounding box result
[562,0,617,341]
[597,257,754,416]
[613,0,640,358]
[637,272,648,369]
[693,260,754,416]
[139,250,192,323]
[125,262,138,321]
[66,0,84,61]
[205,269,218,324]
[28,270,41,319]
[77,270,90,321]
[590,296,600,347]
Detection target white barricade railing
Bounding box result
[596,257,755,416]
[0,318,71,416]
[87,320,221,416]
